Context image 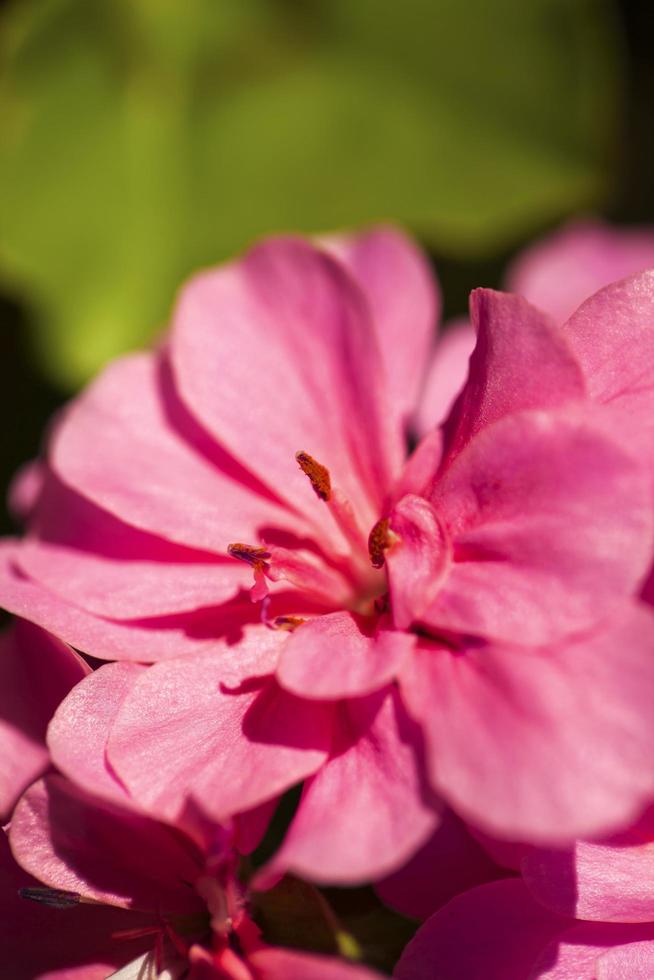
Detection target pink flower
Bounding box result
[0,618,87,821]
[2,228,654,886]
[394,878,654,979]
[506,219,654,326]
[522,807,654,925]
[4,774,382,979]
[416,218,654,435]
[395,804,654,977]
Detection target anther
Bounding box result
[227,543,271,602]
[19,887,81,909]
[368,517,398,568]
[227,543,270,571]
[273,616,307,632]
[295,452,331,501]
[295,450,371,562]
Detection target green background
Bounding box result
[0,0,652,536]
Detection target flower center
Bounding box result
[227,451,387,623]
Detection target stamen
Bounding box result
[273,615,307,632]
[295,450,369,560]
[295,451,331,501]
[228,538,349,606]
[368,517,399,568]
[227,543,271,571]
[227,543,271,602]
[19,887,81,908]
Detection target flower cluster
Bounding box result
[3,220,654,978]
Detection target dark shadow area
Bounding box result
[0,294,63,536]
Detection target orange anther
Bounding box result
[295,451,332,501]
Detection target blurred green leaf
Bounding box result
[251,875,339,955]
[0,0,620,386]
[251,876,416,973]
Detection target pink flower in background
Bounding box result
[394,798,654,977]
[416,218,654,436]
[393,878,654,980]
[506,219,654,325]
[4,774,382,979]
[0,619,86,821]
[394,872,654,980]
[3,225,654,893]
[522,807,654,926]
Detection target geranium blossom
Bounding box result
[394,877,654,979]
[506,219,654,326]
[2,229,654,891]
[394,781,654,977]
[4,774,381,979]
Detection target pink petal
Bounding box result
[171,237,402,526]
[17,538,247,619]
[562,268,654,450]
[0,620,87,821]
[376,807,506,921]
[15,471,249,618]
[390,429,443,504]
[400,603,654,842]
[7,458,45,523]
[107,630,333,824]
[0,830,155,979]
[414,320,476,437]
[523,811,654,922]
[385,494,451,630]
[48,662,147,806]
[249,947,383,979]
[10,776,206,914]
[393,879,568,980]
[532,923,654,980]
[426,408,652,645]
[596,940,654,979]
[324,226,440,432]
[442,290,585,459]
[276,611,414,700]
[0,539,256,662]
[259,688,438,885]
[51,352,300,554]
[506,220,654,325]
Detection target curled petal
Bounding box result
[442,289,585,459]
[276,611,414,700]
[386,494,451,630]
